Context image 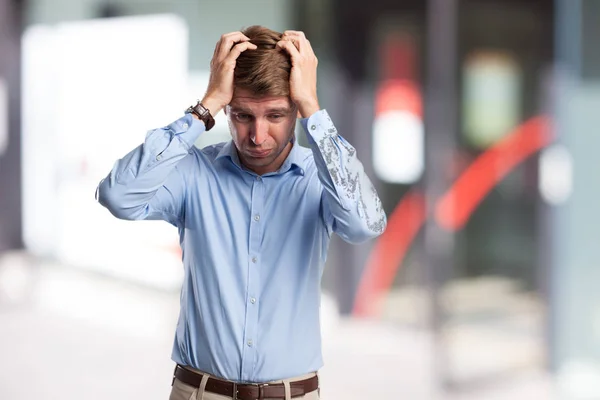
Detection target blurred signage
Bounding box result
[373,80,424,184]
[463,51,522,149]
[372,31,424,184]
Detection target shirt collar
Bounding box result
[215,140,241,167]
[215,137,305,176]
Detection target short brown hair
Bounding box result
[234,25,291,97]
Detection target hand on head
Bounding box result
[201,29,320,119]
[277,31,320,118]
[201,32,257,116]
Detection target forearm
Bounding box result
[302,110,387,242]
[96,114,204,220]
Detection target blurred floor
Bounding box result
[0,252,556,400]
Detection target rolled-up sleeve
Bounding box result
[301,110,387,243]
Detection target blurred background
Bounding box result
[0,0,599,399]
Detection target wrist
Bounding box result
[296,98,320,119]
[200,95,224,117]
[186,101,216,131]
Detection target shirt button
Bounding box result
[251,256,257,263]
[156,154,162,161]
[182,123,189,130]
[254,214,260,222]
[247,340,253,347]
[311,125,316,130]
[256,176,261,181]
[250,297,256,304]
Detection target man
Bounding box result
[97,26,386,400]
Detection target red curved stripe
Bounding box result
[436,116,553,230]
[353,116,553,317]
[353,190,426,317]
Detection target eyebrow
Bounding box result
[230,106,292,114]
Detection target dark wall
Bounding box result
[0,0,23,252]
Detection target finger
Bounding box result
[224,41,258,63]
[277,39,301,62]
[214,32,246,54]
[222,31,251,43]
[282,31,309,53]
[304,38,317,64]
[304,37,314,53]
[218,32,252,56]
[282,36,301,52]
[283,30,306,39]
[216,32,252,61]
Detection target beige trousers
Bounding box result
[168,366,320,400]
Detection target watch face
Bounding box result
[194,103,207,116]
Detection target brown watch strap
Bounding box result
[186,101,215,131]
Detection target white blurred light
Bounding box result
[372,110,424,184]
[0,254,32,302]
[320,291,340,340]
[22,15,189,289]
[558,360,600,399]
[539,143,573,205]
[33,267,178,340]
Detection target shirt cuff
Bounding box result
[165,113,206,149]
[300,109,336,143]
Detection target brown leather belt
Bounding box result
[173,365,319,400]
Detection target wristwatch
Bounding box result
[185,101,215,131]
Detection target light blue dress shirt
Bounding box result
[97,109,386,383]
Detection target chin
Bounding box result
[251,158,276,167]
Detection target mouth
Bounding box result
[247,149,272,158]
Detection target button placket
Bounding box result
[241,174,264,381]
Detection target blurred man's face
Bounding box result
[226,88,297,175]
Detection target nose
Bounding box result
[250,120,268,146]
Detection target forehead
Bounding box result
[230,88,292,112]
